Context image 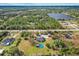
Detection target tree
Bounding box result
[3,47,24,56]
[59,47,79,56]
[46,43,51,49]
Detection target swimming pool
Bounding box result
[36,44,44,48]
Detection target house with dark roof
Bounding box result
[1,38,15,46]
[0,32,10,37]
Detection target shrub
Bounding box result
[46,43,51,49]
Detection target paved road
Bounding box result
[0,29,79,32]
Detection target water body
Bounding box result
[0,6,78,19]
[48,13,73,20]
[0,6,79,10]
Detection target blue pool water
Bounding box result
[36,44,44,48]
[39,44,44,48]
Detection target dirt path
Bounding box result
[12,32,21,39]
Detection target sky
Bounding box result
[0,3,79,6]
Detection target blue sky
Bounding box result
[0,3,79,6]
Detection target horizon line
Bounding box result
[0,3,79,6]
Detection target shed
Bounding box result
[65,33,72,39]
[0,49,4,55]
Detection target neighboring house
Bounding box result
[1,38,15,46]
[0,32,10,37]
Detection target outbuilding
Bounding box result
[0,48,4,55]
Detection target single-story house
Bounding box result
[1,38,15,46]
[37,37,45,42]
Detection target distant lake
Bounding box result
[0,6,79,10]
[48,13,73,20]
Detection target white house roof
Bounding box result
[41,35,48,38]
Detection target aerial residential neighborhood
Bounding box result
[0,4,79,56]
[0,31,79,56]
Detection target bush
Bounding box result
[53,39,66,49]
[21,32,31,37]
[46,43,51,49]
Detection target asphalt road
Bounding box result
[0,29,79,32]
